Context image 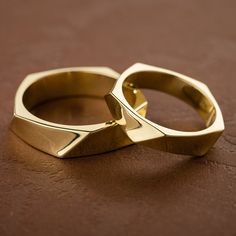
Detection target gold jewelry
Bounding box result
[11,67,147,158]
[106,63,224,156]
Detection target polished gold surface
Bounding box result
[106,63,224,156]
[11,67,147,158]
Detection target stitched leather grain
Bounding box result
[0,0,236,235]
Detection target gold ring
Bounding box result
[106,63,224,156]
[11,67,147,158]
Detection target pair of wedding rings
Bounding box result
[11,63,224,158]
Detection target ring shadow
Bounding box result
[6,129,206,202]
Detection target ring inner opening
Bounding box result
[23,71,138,125]
[122,71,216,131]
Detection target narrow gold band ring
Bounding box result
[11,67,147,158]
[106,63,224,156]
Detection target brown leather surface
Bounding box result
[0,0,236,235]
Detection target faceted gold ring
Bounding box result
[11,67,147,158]
[106,63,225,156]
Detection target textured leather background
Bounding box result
[0,0,236,235]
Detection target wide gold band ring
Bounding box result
[11,67,147,158]
[106,63,224,156]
